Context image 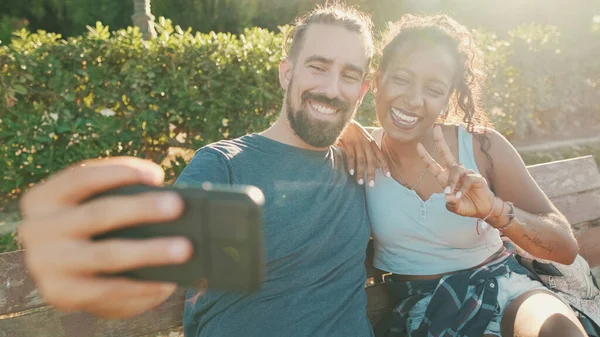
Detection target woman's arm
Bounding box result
[475,129,579,265]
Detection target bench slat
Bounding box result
[0,250,45,316]
[552,188,600,226]
[0,289,186,337]
[527,156,600,199]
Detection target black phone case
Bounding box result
[89,183,265,293]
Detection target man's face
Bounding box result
[280,24,370,148]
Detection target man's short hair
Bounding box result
[283,2,375,72]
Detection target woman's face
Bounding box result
[375,42,457,143]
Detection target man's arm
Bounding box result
[18,151,231,319]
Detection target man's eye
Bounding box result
[393,76,409,84]
[310,65,325,71]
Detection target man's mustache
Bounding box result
[301,92,349,112]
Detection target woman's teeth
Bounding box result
[310,101,337,115]
[391,108,420,125]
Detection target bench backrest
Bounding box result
[1,156,599,337]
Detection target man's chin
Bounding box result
[297,123,347,148]
[288,106,352,148]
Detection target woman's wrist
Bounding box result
[487,199,517,230]
[478,195,502,220]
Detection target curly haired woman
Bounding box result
[339,14,587,337]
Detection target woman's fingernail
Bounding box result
[369,180,375,187]
[159,193,181,215]
[444,186,451,194]
[456,191,462,199]
[386,171,391,178]
[358,179,364,185]
[350,169,355,176]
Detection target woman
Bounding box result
[339,14,588,337]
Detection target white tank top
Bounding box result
[365,125,503,275]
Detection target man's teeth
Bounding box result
[391,108,419,124]
[310,102,337,115]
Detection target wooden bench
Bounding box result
[1,156,599,337]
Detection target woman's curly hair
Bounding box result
[377,14,492,133]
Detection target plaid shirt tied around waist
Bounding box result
[375,253,531,337]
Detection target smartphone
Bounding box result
[89,182,265,293]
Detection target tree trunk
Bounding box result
[132,0,156,40]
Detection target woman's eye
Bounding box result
[429,88,444,96]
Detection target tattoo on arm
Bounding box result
[522,227,555,254]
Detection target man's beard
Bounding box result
[286,82,354,148]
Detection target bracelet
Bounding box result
[494,202,516,231]
[476,194,497,235]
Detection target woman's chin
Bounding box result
[381,120,430,144]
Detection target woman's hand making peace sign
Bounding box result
[416,125,497,219]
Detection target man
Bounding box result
[18,4,376,337]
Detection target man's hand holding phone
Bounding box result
[18,157,194,319]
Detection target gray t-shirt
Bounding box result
[177,134,373,337]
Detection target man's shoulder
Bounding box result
[175,136,257,185]
[195,134,259,161]
[330,145,347,160]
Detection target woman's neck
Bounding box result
[384,128,436,165]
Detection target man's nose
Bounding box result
[321,73,342,100]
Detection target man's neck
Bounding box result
[259,113,330,151]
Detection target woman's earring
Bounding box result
[373,88,378,94]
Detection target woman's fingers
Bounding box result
[417,142,448,185]
[370,141,391,179]
[433,125,457,168]
[343,142,357,177]
[444,164,465,194]
[456,172,485,198]
[364,144,378,187]
[354,147,368,185]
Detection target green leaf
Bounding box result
[13,85,28,95]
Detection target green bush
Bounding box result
[0,18,284,195]
[0,232,20,253]
[473,22,600,140]
[1,18,599,199]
